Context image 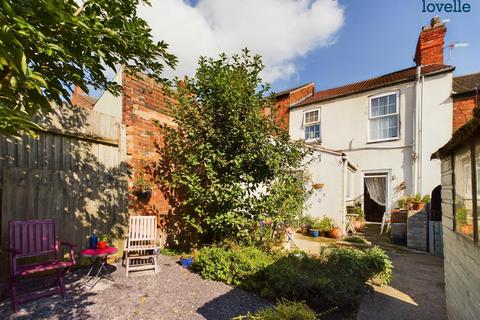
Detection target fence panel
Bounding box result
[0,105,128,280]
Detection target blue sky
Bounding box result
[271,0,480,93]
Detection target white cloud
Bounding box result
[138,0,344,84]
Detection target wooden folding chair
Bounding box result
[123,216,159,276]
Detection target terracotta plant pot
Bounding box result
[312,183,324,190]
[460,224,474,235]
[413,202,425,211]
[329,227,342,239]
[353,220,362,231]
[300,225,308,235]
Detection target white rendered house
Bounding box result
[285,17,454,225]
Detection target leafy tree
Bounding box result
[0,0,176,136]
[154,49,309,247]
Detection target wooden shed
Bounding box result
[432,108,480,319]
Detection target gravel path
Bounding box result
[0,255,272,320]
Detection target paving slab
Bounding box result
[357,224,447,320]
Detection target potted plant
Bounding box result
[353,207,366,231]
[132,171,154,201]
[456,208,473,235]
[308,217,321,237]
[422,195,431,205]
[98,234,108,249]
[318,216,334,237]
[179,254,194,268]
[312,183,324,190]
[329,226,342,239]
[298,215,310,235]
[413,193,425,211]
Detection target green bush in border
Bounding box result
[234,299,317,320]
[192,246,274,290]
[260,247,392,309]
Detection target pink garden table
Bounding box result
[80,246,118,288]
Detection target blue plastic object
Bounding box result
[89,232,98,249]
[180,257,193,268]
[309,229,319,238]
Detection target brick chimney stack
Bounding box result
[414,16,446,66]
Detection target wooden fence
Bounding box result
[0,105,128,278]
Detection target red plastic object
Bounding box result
[97,241,107,249]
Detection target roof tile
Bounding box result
[292,64,453,108]
[453,72,480,95]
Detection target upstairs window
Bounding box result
[304,109,320,141]
[369,92,399,142]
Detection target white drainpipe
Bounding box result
[413,66,421,195]
[341,154,348,234]
[418,72,425,195]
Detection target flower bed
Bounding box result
[192,245,392,313]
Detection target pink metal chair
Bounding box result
[6,219,75,312]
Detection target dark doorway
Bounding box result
[364,181,386,222]
[430,185,442,221]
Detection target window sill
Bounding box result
[366,137,400,144]
[305,139,322,145]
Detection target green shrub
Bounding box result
[236,300,317,320]
[192,246,233,284]
[456,208,467,225]
[422,195,431,204]
[230,247,275,289]
[355,207,365,220]
[362,247,393,286]
[260,247,392,309]
[301,215,318,228]
[343,235,368,244]
[193,245,392,311]
[193,246,274,290]
[318,216,334,233]
[160,248,181,256]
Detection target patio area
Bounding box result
[0,255,271,320]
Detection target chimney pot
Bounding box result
[431,16,442,27]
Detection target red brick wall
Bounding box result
[414,18,446,66]
[121,71,174,222]
[71,86,96,110]
[453,95,479,131]
[273,84,315,130]
[273,95,290,130]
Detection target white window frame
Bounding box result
[303,108,321,142]
[367,91,400,143]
